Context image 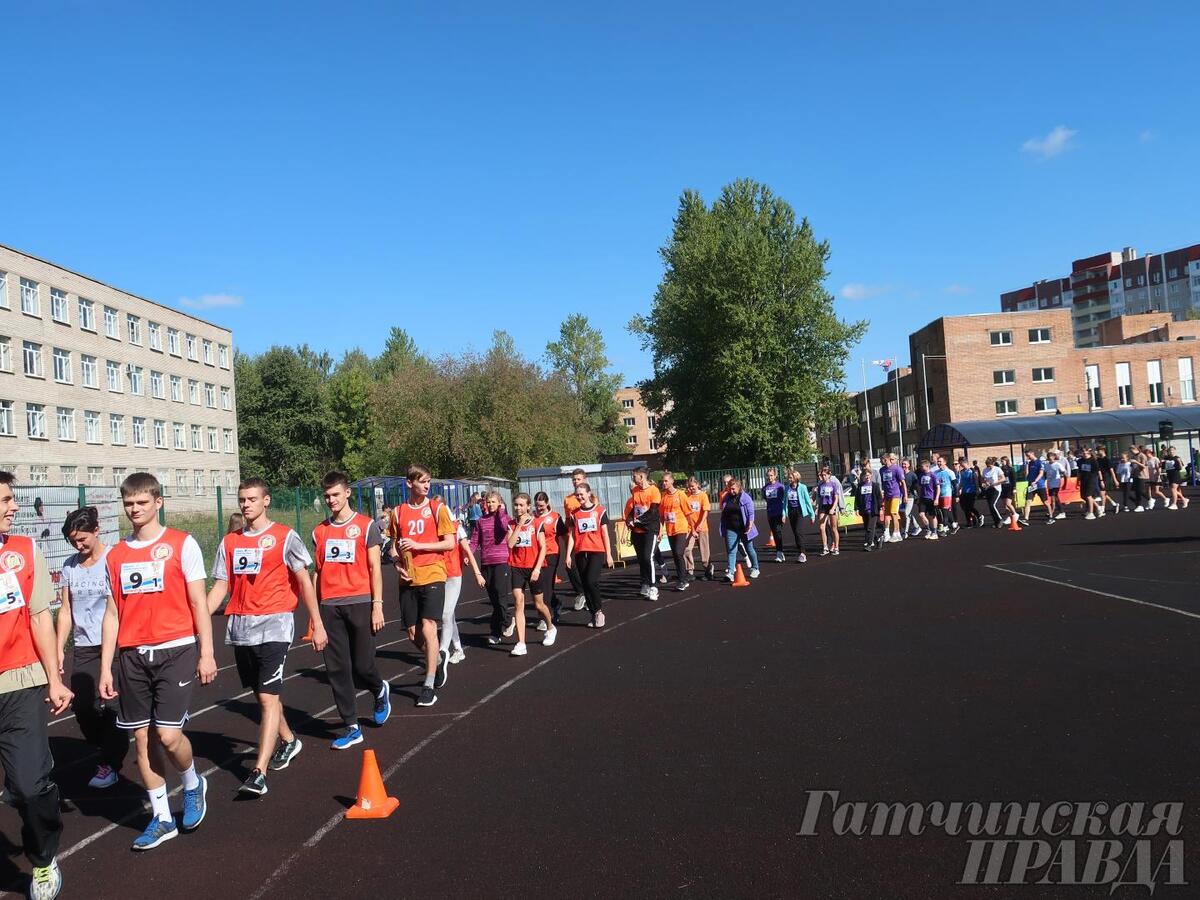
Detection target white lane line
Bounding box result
[246,590,700,900]
[986,564,1200,622]
[1027,562,1070,572]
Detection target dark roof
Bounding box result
[918,408,1200,450]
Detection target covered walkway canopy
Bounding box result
[917,407,1200,450]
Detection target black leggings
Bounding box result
[786,509,806,553]
[984,487,1002,525]
[70,645,127,770]
[960,492,977,522]
[1120,482,1134,509]
[482,563,512,637]
[632,531,657,588]
[668,533,689,583]
[863,514,878,544]
[767,514,785,551]
[574,552,605,614]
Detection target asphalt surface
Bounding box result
[2,501,1199,899]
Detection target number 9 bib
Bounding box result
[121,561,165,594]
[324,539,356,564]
[232,548,263,575]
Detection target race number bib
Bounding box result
[860,485,871,496]
[577,516,598,534]
[787,489,798,503]
[633,505,647,517]
[121,561,164,594]
[232,548,263,575]
[0,572,25,613]
[665,512,676,524]
[689,501,701,512]
[516,527,533,548]
[324,539,356,564]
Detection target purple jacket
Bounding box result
[718,491,759,541]
[470,509,512,566]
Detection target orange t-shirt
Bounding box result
[535,511,562,556]
[623,484,662,533]
[563,493,582,519]
[658,489,690,537]
[685,490,711,532]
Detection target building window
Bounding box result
[0,401,11,436]
[886,399,899,432]
[132,416,148,447]
[218,344,229,368]
[109,414,125,445]
[127,314,142,345]
[78,298,95,331]
[84,411,100,444]
[1032,367,1055,383]
[995,399,1018,416]
[188,379,199,404]
[207,427,218,452]
[26,403,46,439]
[202,339,213,365]
[1115,362,1132,407]
[1179,358,1194,403]
[194,469,205,496]
[1034,396,1057,413]
[0,338,10,372]
[226,471,236,492]
[622,398,634,409]
[50,288,69,323]
[0,272,6,308]
[220,386,231,410]
[88,466,103,486]
[22,342,43,378]
[170,375,182,402]
[20,279,40,316]
[993,369,1015,385]
[148,321,162,351]
[204,383,216,408]
[128,365,143,395]
[648,437,659,451]
[154,419,167,448]
[647,415,658,430]
[622,417,635,427]
[1085,364,1102,410]
[186,334,198,360]
[989,330,1012,347]
[104,306,119,339]
[56,407,75,441]
[111,468,127,488]
[1028,327,1051,344]
[903,394,916,429]
[223,428,233,453]
[81,354,97,388]
[1147,360,1164,404]
[173,422,186,450]
[167,328,180,355]
[60,465,77,485]
[106,360,122,392]
[191,424,202,450]
[151,370,164,398]
[176,469,189,496]
[28,466,48,487]
[52,348,72,384]
[626,435,637,446]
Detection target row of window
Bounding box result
[10,463,237,494]
[1083,359,1195,409]
[625,434,660,450]
[622,415,658,429]
[995,397,1057,416]
[994,367,1055,385]
[0,402,236,453]
[0,272,230,368]
[990,327,1052,347]
[5,340,232,408]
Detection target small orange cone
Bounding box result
[766,533,776,549]
[1007,516,1022,532]
[346,749,399,819]
[302,619,314,643]
[731,564,751,587]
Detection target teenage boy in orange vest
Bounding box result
[207,478,327,796]
[0,471,71,898]
[99,472,216,852]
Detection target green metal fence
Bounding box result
[692,463,821,504]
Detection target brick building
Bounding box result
[614,386,666,456]
[819,309,1200,470]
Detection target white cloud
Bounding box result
[1139,129,1156,143]
[840,283,892,301]
[179,293,244,310]
[945,283,971,295]
[1021,125,1078,159]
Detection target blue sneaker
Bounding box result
[331,725,363,750]
[372,683,391,726]
[180,775,207,831]
[132,817,178,851]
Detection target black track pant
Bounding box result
[961,492,977,522]
[767,515,785,552]
[1121,482,1134,509]
[668,533,689,584]
[320,602,385,727]
[71,645,127,769]
[787,509,806,554]
[0,686,61,867]
[985,487,1002,525]
[632,531,657,589]
[482,563,512,637]
[863,514,878,545]
[574,552,605,614]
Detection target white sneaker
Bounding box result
[448,648,466,664]
[797,553,807,563]
[725,571,736,581]
[1001,517,1011,526]
[1148,499,1157,509]
[749,568,760,578]
[502,620,516,638]
[1134,506,1145,513]
[1167,503,1178,510]
[774,552,785,563]
[1055,513,1066,520]
[647,586,659,601]
[543,627,557,647]
[573,596,586,611]
[638,585,650,597]
[1084,513,1096,520]
[29,859,61,900]
[510,642,528,657]
[537,620,548,632]
[88,764,119,789]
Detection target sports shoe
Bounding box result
[502,620,516,638]
[416,686,437,707]
[180,775,207,831]
[29,859,61,900]
[331,726,363,750]
[434,649,449,689]
[647,586,659,601]
[725,570,735,581]
[1167,503,1178,510]
[797,553,807,563]
[1148,499,1157,510]
[657,574,668,584]
[951,523,961,533]
[705,564,716,580]
[269,737,302,771]
[536,619,548,632]
[864,543,873,552]
[486,635,502,645]
[928,533,939,540]
[774,552,785,563]
[448,648,466,664]
[1001,517,1011,526]
[749,568,760,578]
[510,642,528,657]
[831,548,840,556]
[1181,497,1190,509]
[638,585,650,597]
[238,769,268,797]
[88,763,118,789]
[1084,513,1096,520]
[1055,512,1066,520]
[1134,506,1145,513]
[373,683,392,725]
[132,817,178,851]
[571,595,584,611]
[677,580,690,591]
[590,610,605,628]
[543,627,557,647]
[1098,507,1106,517]
[1046,518,1056,525]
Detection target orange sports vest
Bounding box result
[0,535,41,673]
[570,504,607,554]
[313,513,374,600]
[222,522,299,617]
[107,528,196,648]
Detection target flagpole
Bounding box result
[861,358,873,461]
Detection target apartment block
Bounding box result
[614,387,666,455]
[0,245,239,504]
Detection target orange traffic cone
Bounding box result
[731,564,751,587]
[346,749,399,819]
[302,619,314,643]
[1007,516,1022,532]
[766,533,776,549]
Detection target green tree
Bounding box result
[631,179,865,468]
[327,349,377,477]
[374,327,422,379]
[545,314,626,455]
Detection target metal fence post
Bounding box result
[216,486,223,548]
[295,487,303,535]
[77,485,86,510]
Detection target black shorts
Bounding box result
[1001,485,1014,499]
[1081,479,1098,499]
[510,566,534,593]
[116,643,197,730]
[921,498,937,516]
[535,554,558,598]
[234,642,289,695]
[400,582,446,627]
[1030,487,1047,503]
[1048,486,1060,499]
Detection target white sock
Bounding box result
[148,785,171,822]
[180,764,200,792]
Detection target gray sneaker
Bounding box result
[29,859,61,900]
[238,769,268,797]
[268,737,302,771]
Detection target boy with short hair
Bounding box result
[313,471,389,749]
[206,478,327,796]
[99,472,216,851]
[562,468,589,610]
[623,467,661,601]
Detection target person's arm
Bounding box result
[506,518,521,548]
[461,537,485,587]
[188,577,218,685]
[98,591,119,700]
[531,529,547,580]
[29,553,71,713]
[54,582,72,675]
[565,521,576,566]
[206,579,229,616]
[601,513,614,567]
[293,567,327,651]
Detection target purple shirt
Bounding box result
[880,464,905,499]
[816,479,842,508]
[919,472,938,500]
[469,509,512,566]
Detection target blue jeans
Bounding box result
[724,530,758,573]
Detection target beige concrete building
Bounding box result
[614,386,667,456]
[0,245,239,503]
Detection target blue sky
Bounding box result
[5,2,1198,393]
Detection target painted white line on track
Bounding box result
[986,564,1200,622]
